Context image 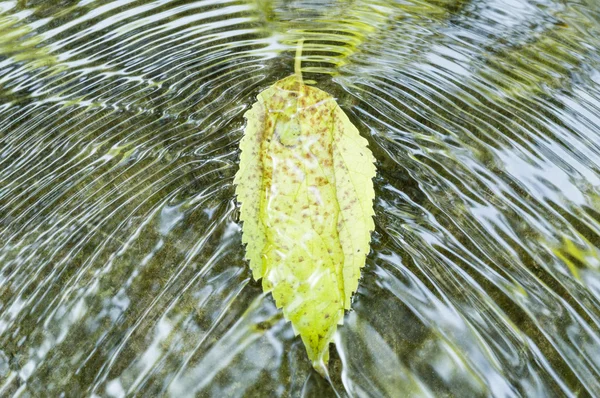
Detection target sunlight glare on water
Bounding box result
[1,0,600,396]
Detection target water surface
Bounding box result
[1,0,600,396]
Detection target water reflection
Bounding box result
[1,0,600,396]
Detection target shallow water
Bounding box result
[1,0,600,396]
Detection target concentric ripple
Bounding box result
[1,0,600,396]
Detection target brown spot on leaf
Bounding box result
[315,177,328,186]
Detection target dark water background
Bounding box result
[1,0,600,396]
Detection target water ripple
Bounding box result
[1,0,600,396]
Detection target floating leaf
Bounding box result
[234,42,376,376]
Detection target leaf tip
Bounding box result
[311,347,330,379]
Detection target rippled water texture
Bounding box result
[1,0,600,396]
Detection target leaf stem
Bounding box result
[295,38,304,84]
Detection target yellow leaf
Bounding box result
[234,41,375,376]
